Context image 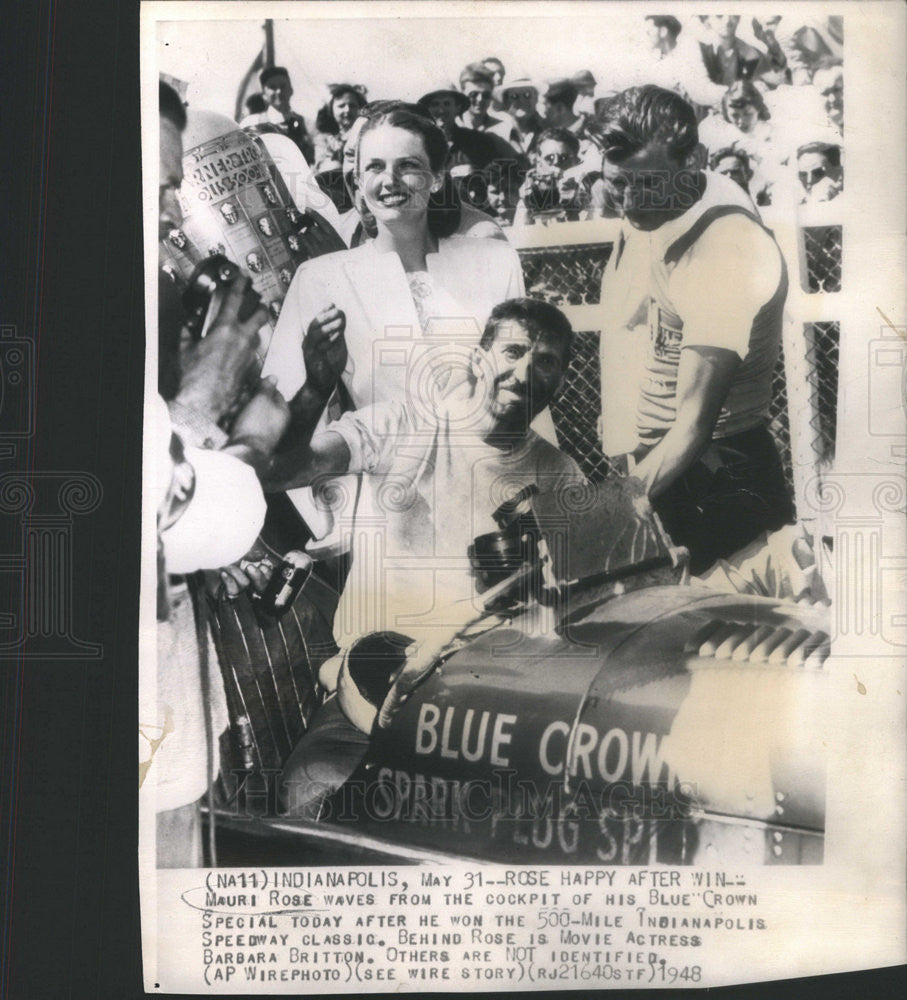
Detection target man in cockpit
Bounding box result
[265,297,584,817]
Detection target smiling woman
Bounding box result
[263,108,525,415]
[356,118,445,250]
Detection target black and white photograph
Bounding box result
[139,1,905,992]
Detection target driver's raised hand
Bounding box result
[303,304,348,400]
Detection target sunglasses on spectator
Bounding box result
[540,152,574,167]
[466,90,491,102]
[799,167,827,185]
[507,90,535,100]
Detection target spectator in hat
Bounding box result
[500,77,545,156]
[419,83,469,128]
[571,70,598,118]
[418,83,520,176]
[241,66,313,162]
[458,63,521,150]
[418,83,523,209]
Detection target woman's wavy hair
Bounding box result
[356,104,461,238]
[721,81,770,124]
[314,83,367,135]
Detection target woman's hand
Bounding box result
[303,304,348,400]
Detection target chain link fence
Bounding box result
[803,225,842,293]
[805,321,840,464]
[519,243,612,306]
[768,342,795,493]
[549,331,613,482]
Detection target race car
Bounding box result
[206,479,829,868]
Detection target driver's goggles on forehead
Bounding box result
[541,152,574,167]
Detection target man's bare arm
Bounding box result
[275,304,348,452]
[633,344,740,498]
[261,429,352,492]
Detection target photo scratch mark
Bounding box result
[876,306,906,341]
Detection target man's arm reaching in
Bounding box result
[261,427,352,492]
[222,375,291,476]
[632,344,740,499]
[167,274,268,448]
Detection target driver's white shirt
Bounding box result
[324,391,584,647]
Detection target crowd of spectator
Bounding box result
[237,13,843,228]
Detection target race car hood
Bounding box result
[382,585,829,834]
